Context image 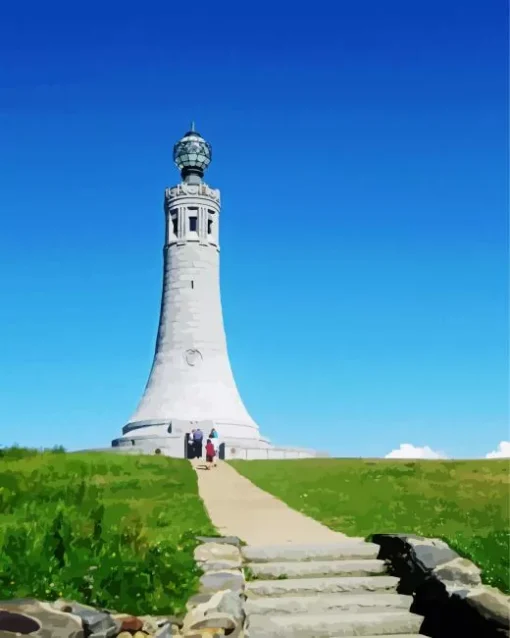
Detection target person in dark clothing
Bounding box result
[193,428,204,459]
[188,430,196,459]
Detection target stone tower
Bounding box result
[112,126,267,454]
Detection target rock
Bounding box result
[182,592,238,636]
[138,614,181,634]
[188,612,235,632]
[183,592,221,630]
[194,543,241,564]
[0,599,84,637]
[120,615,144,632]
[154,622,173,637]
[372,533,509,637]
[186,594,213,611]
[116,633,133,638]
[133,632,147,638]
[371,533,464,595]
[199,560,243,572]
[140,617,160,634]
[408,537,460,570]
[199,570,245,594]
[463,585,510,628]
[196,536,242,547]
[443,581,472,597]
[150,615,182,628]
[215,591,244,629]
[184,629,224,638]
[53,600,119,637]
[410,537,451,550]
[374,533,459,572]
[433,557,482,586]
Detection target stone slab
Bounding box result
[200,559,243,572]
[196,536,242,547]
[194,542,241,563]
[199,569,245,594]
[246,575,400,598]
[245,592,414,615]
[247,559,386,579]
[247,610,424,638]
[242,542,379,563]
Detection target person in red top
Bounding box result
[205,438,216,469]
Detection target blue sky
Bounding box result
[0,1,508,458]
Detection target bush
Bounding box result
[0,506,201,614]
[0,452,214,614]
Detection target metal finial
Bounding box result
[190,120,195,132]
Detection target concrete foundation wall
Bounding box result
[225,446,321,460]
[108,431,323,460]
[111,434,185,457]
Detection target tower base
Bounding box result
[109,421,326,460]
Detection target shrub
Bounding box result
[0,452,214,614]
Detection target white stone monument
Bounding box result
[111,126,321,459]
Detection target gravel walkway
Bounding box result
[193,460,355,545]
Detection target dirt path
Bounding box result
[193,460,355,545]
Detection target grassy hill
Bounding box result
[230,458,509,592]
[0,449,215,614]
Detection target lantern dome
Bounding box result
[173,123,212,180]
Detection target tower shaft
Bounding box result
[124,182,260,441]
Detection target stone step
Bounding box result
[247,559,387,579]
[247,610,425,638]
[247,575,400,598]
[245,592,413,615]
[242,542,379,563]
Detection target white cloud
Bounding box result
[385,443,448,460]
[485,441,510,459]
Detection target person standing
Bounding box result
[188,429,196,459]
[193,428,204,459]
[209,427,219,465]
[205,438,216,470]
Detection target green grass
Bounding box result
[0,449,215,615]
[230,458,510,593]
